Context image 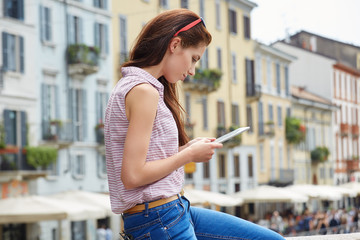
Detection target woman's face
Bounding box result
[163,42,207,84]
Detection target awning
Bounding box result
[184,188,243,207]
[232,185,309,203]
[48,190,114,215]
[285,184,355,201]
[0,195,67,224]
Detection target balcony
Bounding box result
[346,158,359,172]
[352,125,359,137]
[258,121,275,138]
[182,68,222,94]
[246,84,261,102]
[42,120,73,147]
[67,44,100,78]
[340,123,349,136]
[216,125,242,148]
[0,150,49,182]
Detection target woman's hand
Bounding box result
[184,138,223,163]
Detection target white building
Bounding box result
[0,0,118,238]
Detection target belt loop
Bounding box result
[144,202,149,217]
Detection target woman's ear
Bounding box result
[169,37,181,53]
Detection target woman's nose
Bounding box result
[188,65,196,76]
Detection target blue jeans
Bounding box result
[123,196,285,240]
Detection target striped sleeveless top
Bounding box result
[104,66,184,214]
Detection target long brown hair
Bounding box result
[123,9,212,146]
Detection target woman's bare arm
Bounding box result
[121,83,222,189]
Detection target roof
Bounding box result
[291,85,336,109]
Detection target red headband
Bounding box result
[173,18,206,37]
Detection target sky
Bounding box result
[251,0,360,47]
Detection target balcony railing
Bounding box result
[42,120,73,144]
[246,84,261,102]
[67,44,100,77]
[182,68,222,94]
[258,121,275,138]
[340,123,349,136]
[352,125,359,137]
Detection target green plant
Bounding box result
[226,125,242,147]
[285,117,306,144]
[50,119,63,127]
[194,68,222,89]
[67,44,100,66]
[311,146,330,164]
[0,122,5,149]
[25,146,58,168]
[95,122,104,130]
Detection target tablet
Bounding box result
[215,126,250,143]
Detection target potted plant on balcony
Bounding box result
[25,146,58,170]
[225,125,242,147]
[49,119,62,141]
[285,117,306,144]
[0,122,5,149]
[311,146,330,164]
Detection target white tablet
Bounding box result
[215,126,250,143]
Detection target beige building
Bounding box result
[251,42,296,185]
[290,86,337,185]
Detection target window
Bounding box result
[199,0,205,18]
[279,145,283,168]
[67,15,83,44]
[200,49,208,69]
[94,0,107,9]
[203,162,210,179]
[277,106,282,127]
[71,221,86,240]
[2,224,26,239]
[119,15,128,64]
[98,154,106,178]
[268,104,273,122]
[3,110,26,147]
[159,0,169,8]
[215,0,221,29]
[248,155,253,177]
[218,154,226,178]
[41,83,59,140]
[96,91,108,124]
[258,102,264,135]
[217,101,225,127]
[217,48,222,70]
[232,53,237,83]
[270,145,275,180]
[276,63,280,94]
[234,155,240,177]
[202,96,208,130]
[260,143,264,171]
[243,15,250,39]
[95,23,109,54]
[246,105,253,133]
[245,58,255,96]
[229,9,237,34]
[73,155,85,177]
[231,104,239,126]
[69,89,87,141]
[181,0,189,8]
[40,6,52,42]
[285,66,289,96]
[2,32,24,73]
[267,58,272,91]
[4,0,24,20]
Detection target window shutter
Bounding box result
[39,5,44,41]
[19,0,24,21]
[68,89,75,140]
[95,91,100,124]
[2,32,8,71]
[47,8,52,41]
[79,17,83,43]
[19,36,24,73]
[105,24,109,54]
[20,111,27,146]
[41,83,48,121]
[104,0,108,10]
[94,23,99,49]
[67,14,74,44]
[3,110,13,145]
[82,90,87,140]
[55,85,60,119]
[258,102,263,134]
[94,0,98,7]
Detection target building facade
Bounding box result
[1,0,117,238]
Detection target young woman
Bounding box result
[105,8,285,240]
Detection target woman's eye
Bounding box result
[192,58,197,63]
